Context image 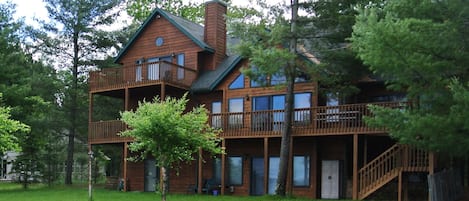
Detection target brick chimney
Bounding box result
[204,0,227,71]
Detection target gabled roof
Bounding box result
[114,8,214,63]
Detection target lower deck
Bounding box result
[95,134,431,200]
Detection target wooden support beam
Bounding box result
[311,140,317,199]
[124,88,129,111]
[403,172,408,201]
[398,171,402,201]
[363,135,367,165]
[429,152,435,175]
[197,148,203,194]
[287,136,293,194]
[264,137,269,195]
[123,142,128,192]
[352,134,358,200]
[161,83,166,100]
[221,139,226,195]
[89,93,93,123]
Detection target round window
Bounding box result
[155,37,164,46]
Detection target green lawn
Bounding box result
[0,183,348,201]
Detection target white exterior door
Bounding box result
[321,160,340,199]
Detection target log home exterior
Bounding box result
[88,1,433,200]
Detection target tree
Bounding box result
[126,0,204,23]
[351,0,469,155]
[302,0,382,96]
[0,94,30,154]
[38,0,124,185]
[126,0,261,25]
[120,94,222,201]
[231,0,315,196]
[0,2,61,187]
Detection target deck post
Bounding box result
[197,148,203,194]
[398,171,402,201]
[352,134,358,200]
[124,88,129,111]
[287,136,293,194]
[161,83,166,100]
[221,139,226,195]
[363,135,367,165]
[123,142,128,191]
[429,152,435,175]
[264,137,269,195]
[311,140,317,199]
[89,93,93,123]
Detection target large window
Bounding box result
[213,158,221,184]
[177,54,184,80]
[147,56,171,80]
[211,101,222,128]
[294,93,311,124]
[229,74,244,89]
[268,157,280,194]
[228,156,243,185]
[252,95,285,131]
[326,92,340,122]
[249,66,311,87]
[293,156,310,186]
[135,59,144,81]
[228,98,243,128]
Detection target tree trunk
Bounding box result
[161,166,168,201]
[65,28,80,185]
[276,0,298,196]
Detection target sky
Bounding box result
[2,0,288,27]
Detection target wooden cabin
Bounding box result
[88,1,433,200]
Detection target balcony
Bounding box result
[88,102,407,143]
[89,120,132,144]
[213,102,406,138]
[89,61,198,92]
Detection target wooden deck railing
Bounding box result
[214,102,406,138]
[89,61,198,91]
[89,102,407,143]
[88,120,132,144]
[358,144,429,199]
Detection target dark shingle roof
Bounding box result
[190,55,242,93]
[114,8,214,63]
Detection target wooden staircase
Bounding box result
[358,144,429,200]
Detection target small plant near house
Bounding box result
[120,93,223,201]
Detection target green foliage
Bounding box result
[0,95,30,154]
[301,0,383,96]
[120,94,222,168]
[0,1,63,187]
[352,0,469,155]
[126,0,204,23]
[38,0,124,184]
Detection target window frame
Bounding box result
[227,156,243,186]
[228,98,244,128]
[229,74,245,89]
[293,155,310,187]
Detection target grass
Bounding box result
[0,182,349,201]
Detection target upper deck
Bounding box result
[89,61,198,93]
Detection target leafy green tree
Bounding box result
[0,1,61,187]
[38,0,124,185]
[351,0,469,155]
[0,94,30,154]
[126,0,204,23]
[120,94,222,201]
